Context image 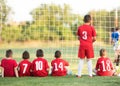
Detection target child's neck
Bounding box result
[6,57,12,59]
[38,57,43,58]
[102,56,106,58]
[56,57,61,59]
[84,22,91,25]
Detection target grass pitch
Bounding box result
[0,75,120,86]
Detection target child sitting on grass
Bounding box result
[0,49,18,77]
[93,48,115,76]
[31,49,49,77]
[18,51,31,77]
[51,50,70,76]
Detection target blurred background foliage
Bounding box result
[0,0,120,43]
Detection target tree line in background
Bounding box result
[0,0,120,43]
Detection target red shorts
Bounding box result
[78,45,94,59]
[97,71,114,76]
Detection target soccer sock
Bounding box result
[78,59,84,76]
[87,59,93,77]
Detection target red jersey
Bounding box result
[1,58,17,77]
[18,59,31,77]
[77,24,96,47]
[31,57,49,77]
[51,58,69,76]
[95,57,114,76]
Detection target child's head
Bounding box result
[36,49,44,57]
[111,28,115,32]
[54,50,61,58]
[100,49,106,57]
[116,27,120,32]
[22,51,30,59]
[83,14,91,23]
[6,49,13,58]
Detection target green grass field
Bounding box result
[0,75,120,86]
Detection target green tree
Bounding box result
[30,4,82,41]
[1,25,22,43]
[90,10,113,42]
[0,0,10,41]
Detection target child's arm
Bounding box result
[95,60,99,71]
[14,67,19,77]
[110,60,115,70]
[47,68,49,73]
[49,66,52,75]
[65,66,71,75]
[0,67,4,77]
[45,61,49,73]
[92,37,96,42]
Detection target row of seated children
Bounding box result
[0,48,119,77]
[0,49,69,77]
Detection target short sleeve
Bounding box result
[13,60,18,68]
[95,59,99,70]
[51,61,53,67]
[64,60,69,66]
[108,58,114,69]
[45,60,49,69]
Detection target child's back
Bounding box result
[32,57,49,77]
[51,58,69,76]
[1,58,17,77]
[95,49,115,76]
[96,57,114,76]
[51,50,69,76]
[1,49,18,77]
[18,60,31,76]
[31,49,49,77]
[18,51,31,77]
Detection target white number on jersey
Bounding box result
[101,60,111,72]
[23,64,28,74]
[35,61,43,71]
[82,31,87,40]
[54,62,63,71]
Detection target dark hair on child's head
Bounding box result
[6,49,13,58]
[116,27,120,31]
[83,14,91,23]
[55,50,61,58]
[111,28,115,32]
[22,51,30,59]
[100,48,106,56]
[36,49,44,57]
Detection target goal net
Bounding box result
[0,0,120,73]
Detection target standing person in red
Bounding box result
[18,51,31,77]
[0,49,18,77]
[94,49,115,76]
[51,50,69,76]
[31,49,49,77]
[77,15,96,77]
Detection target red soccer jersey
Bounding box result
[1,58,17,77]
[95,57,114,76]
[51,58,69,76]
[18,59,31,77]
[77,24,96,47]
[31,57,49,77]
